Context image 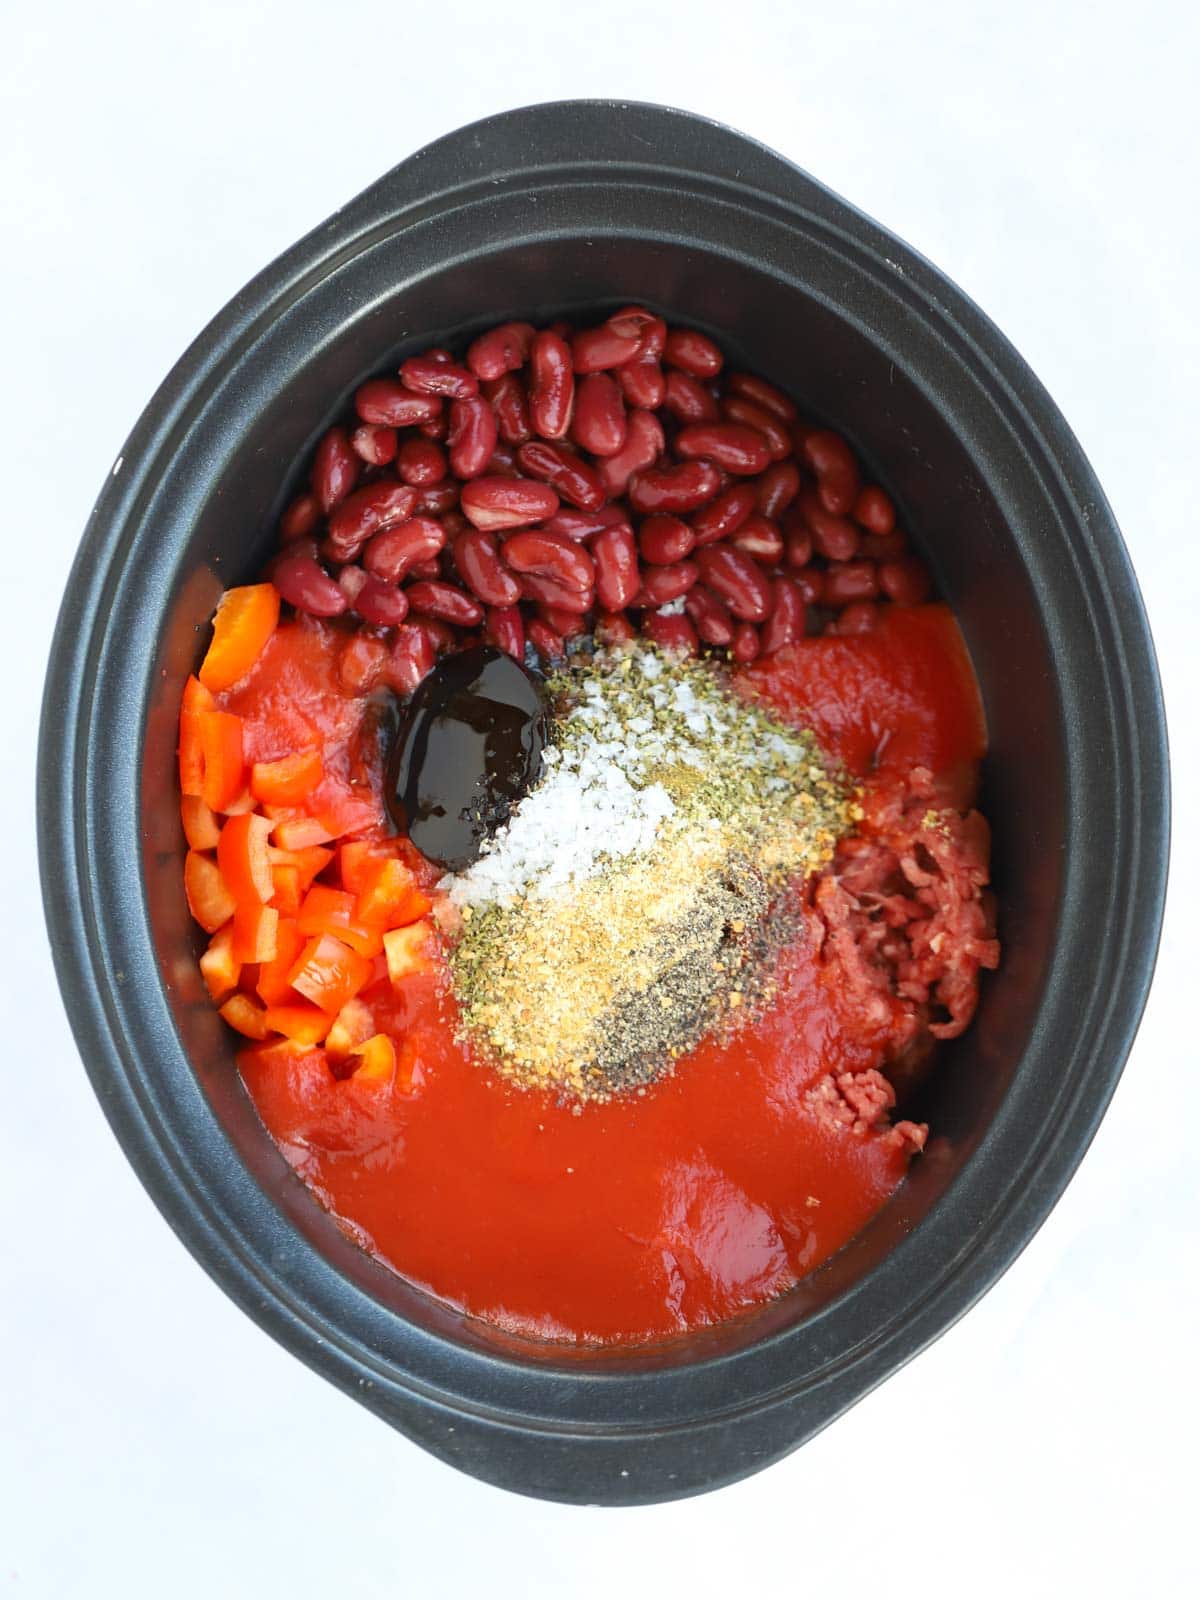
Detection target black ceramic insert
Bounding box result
[37,101,1169,1505]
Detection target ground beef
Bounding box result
[807,763,1000,1110]
[804,1069,928,1154]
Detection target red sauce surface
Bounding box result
[230,605,986,1344]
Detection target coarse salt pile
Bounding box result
[442,642,857,1100]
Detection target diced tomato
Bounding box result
[199,924,241,1002]
[297,884,383,958]
[178,676,216,797]
[181,795,222,851]
[287,934,374,1015]
[251,748,324,807]
[232,900,279,964]
[268,843,334,890]
[184,851,237,934]
[324,997,375,1060]
[383,920,440,986]
[395,1034,427,1094]
[355,856,432,930]
[350,1033,396,1083]
[272,815,337,851]
[217,812,274,906]
[269,864,303,917]
[256,918,307,1007]
[264,1000,333,1045]
[199,711,246,813]
[199,583,280,693]
[219,993,269,1040]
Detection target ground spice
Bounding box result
[442,643,857,1100]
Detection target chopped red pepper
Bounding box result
[251,748,324,807]
[297,884,384,958]
[184,851,237,934]
[218,812,274,905]
[287,933,374,1015]
[199,583,280,693]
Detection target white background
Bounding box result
[3,1,1197,1594]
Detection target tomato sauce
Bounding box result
[229,605,986,1344]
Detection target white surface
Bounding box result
[3,1,1197,1594]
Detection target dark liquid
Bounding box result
[384,645,549,872]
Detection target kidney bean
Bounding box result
[486,444,518,476]
[639,514,696,565]
[408,558,443,581]
[572,326,642,373]
[755,462,801,520]
[729,514,784,565]
[860,532,906,562]
[690,483,757,546]
[591,523,640,612]
[546,320,574,342]
[354,379,442,428]
[396,438,447,487]
[482,373,532,445]
[440,509,470,541]
[425,348,455,364]
[606,306,663,352]
[800,489,860,562]
[353,575,411,627]
[419,413,449,441]
[802,429,860,515]
[400,355,478,399]
[572,373,627,457]
[641,612,698,656]
[337,564,367,603]
[598,408,665,497]
[270,544,348,617]
[785,523,814,569]
[538,603,589,639]
[594,610,637,647]
[350,424,398,466]
[519,572,594,613]
[409,481,456,517]
[662,370,720,424]
[453,529,521,607]
[639,561,699,606]
[326,481,418,560]
[836,601,879,634]
[280,492,319,542]
[789,567,825,604]
[853,485,896,536]
[731,622,761,664]
[823,561,879,605]
[483,604,525,659]
[447,395,498,480]
[503,529,595,592]
[616,357,666,410]
[719,396,792,461]
[310,427,358,513]
[628,460,722,514]
[467,322,536,381]
[405,580,484,628]
[761,576,805,655]
[694,546,772,621]
[663,328,723,379]
[725,371,798,423]
[529,331,575,439]
[386,624,436,695]
[460,477,559,531]
[339,634,389,695]
[410,616,460,657]
[879,556,932,605]
[527,618,565,661]
[684,587,735,647]
[604,305,672,356]
[516,440,606,511]
[362,516,446,582]
[543,504,627,543]
[674,422,772,477]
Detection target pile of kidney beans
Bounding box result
[267,307,933,695]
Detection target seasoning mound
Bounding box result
[442,643,857,1100]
